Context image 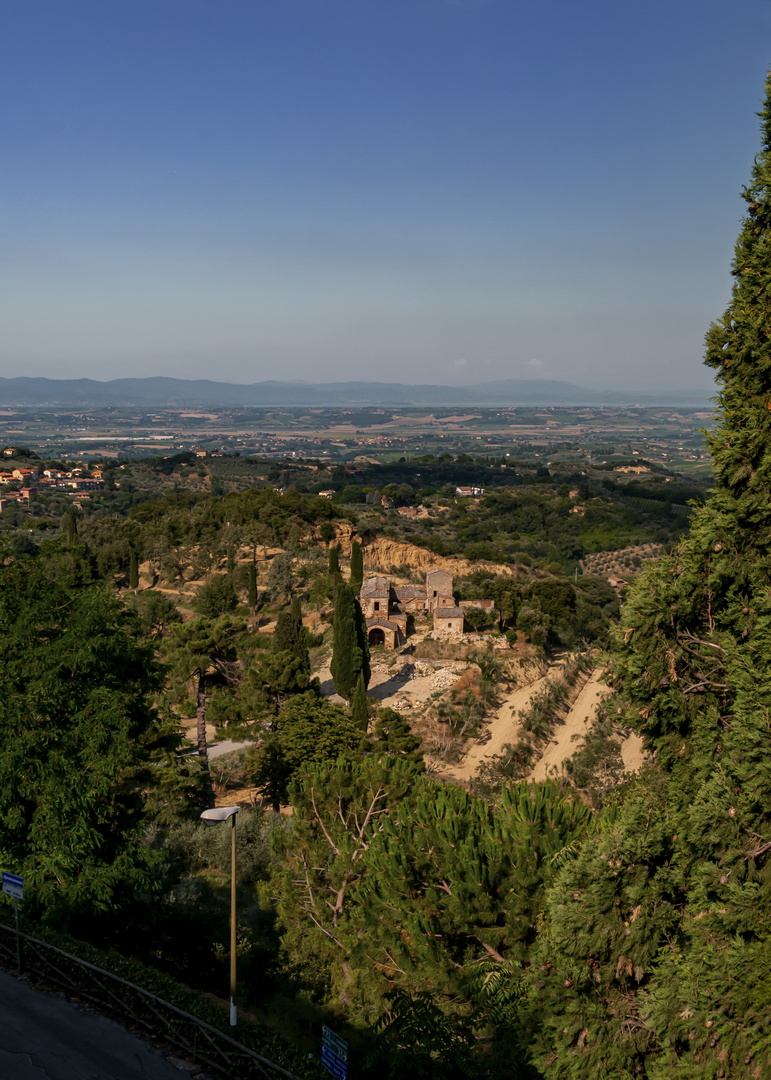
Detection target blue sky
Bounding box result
[2,0,770,392]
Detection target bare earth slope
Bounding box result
[447,664,552,782]
[529,671,609,782]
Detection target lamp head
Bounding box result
[200,805,240,827]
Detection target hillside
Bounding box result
[0,375,712,407]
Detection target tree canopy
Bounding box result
[330,581,370,700]
[528,72,771,1078]
[0,563,166,915]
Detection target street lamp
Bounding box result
[200,804,240,1026]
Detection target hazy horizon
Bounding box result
[3,1,769,395]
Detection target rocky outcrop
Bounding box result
[332,522,519,580]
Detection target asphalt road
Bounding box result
[0,969,207,1079]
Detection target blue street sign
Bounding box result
[1,872,23,901]
[322,1025,348,1080]
[321,1046,347,1080]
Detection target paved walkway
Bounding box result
[0,969,205,1079]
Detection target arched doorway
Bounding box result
[368,627,385,646]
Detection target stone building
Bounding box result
[433,606,465,639]
[425,568,454,612]
[357,567,492,647]
[358,576,391,620]
[359,576,407,647]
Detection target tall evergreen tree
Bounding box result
[328,543,341,577]
[530,74,771,1078]
[273,596,309,672]
[66,506,78,545]
[330,581,370,700]
[349,670,369,731]
[247,560,258,613]
[129,547,139,592]
[350,539,364,592]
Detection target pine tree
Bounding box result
[350,538,364,592]
[330,582,370,700]
[129,548,139,592]
[373,707,424,768]
[530,74,771,1078]
[350,670,368,731]
[163,616,243,775]
[247,696,365,812]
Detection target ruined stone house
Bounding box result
[358,567,490,647]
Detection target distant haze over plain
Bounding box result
[2,2,769,395]
[0,377,713,409]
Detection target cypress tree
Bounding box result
[247,561,258,613]
[331,582,370,700]
[273,596,309,672]
[66,506,78,545]
[350,670,368,731]
[328,543,341,576]
[350,539,364,592]
[530,74,771,1078]
[129,548,139,592]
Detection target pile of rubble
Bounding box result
[427,668,461,691]
[462,633,511,651]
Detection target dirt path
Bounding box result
[528,671,609,782]
[448,665,553,782]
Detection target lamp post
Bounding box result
[200,805,240,1026]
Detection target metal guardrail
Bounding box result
[0,920,304,1080]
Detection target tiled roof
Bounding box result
[435,607,463,619]
[359,576,390,598]
[366,616,401,631]
[393,586,426,600]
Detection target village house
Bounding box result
[358,576,407,648]
[61,478,103,491]
[433,606,465,639]
[357,567,491,647]
[425,568,454,612]
[396,504,431,519]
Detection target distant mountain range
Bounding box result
[0,377,714,408]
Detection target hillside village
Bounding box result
[358,567,495,646]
